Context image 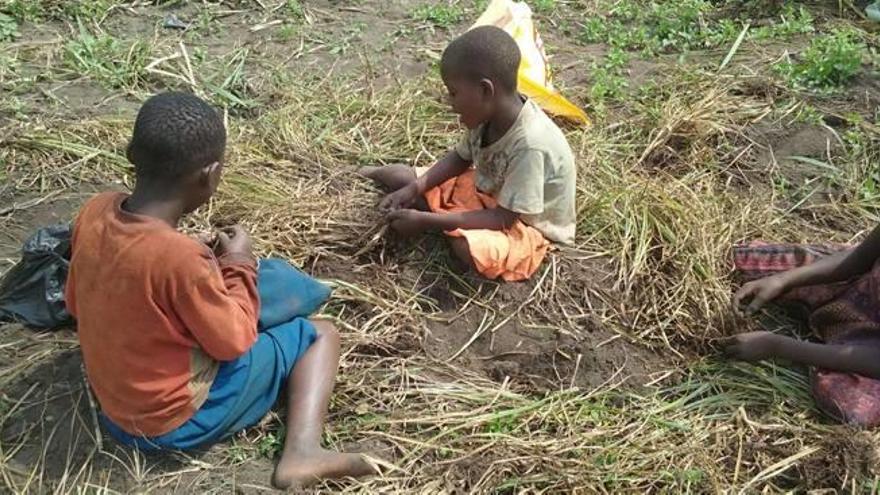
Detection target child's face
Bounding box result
[442,75,494,130]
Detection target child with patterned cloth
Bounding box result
[726,228,880,428]
[362,26,576,281]
[65,92,375,488]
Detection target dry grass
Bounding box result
[3,1,880,493]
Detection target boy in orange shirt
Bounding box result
[65,92,374,488]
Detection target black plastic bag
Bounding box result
[0,223,74,329]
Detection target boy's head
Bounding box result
[440,26,521,129]
[127,92,226,212]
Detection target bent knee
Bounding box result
[310,319,340,342]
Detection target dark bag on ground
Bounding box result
[0,223,74,329]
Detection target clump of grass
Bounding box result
[414,3,463,28]
[63,26,151,90]
[276,24,298,42]
[777,29,864,90]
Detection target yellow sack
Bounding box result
[471,0,589,125]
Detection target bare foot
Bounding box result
[271,448,377,490]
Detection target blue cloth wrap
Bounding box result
[102,258,332,450]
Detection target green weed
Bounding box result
[414,3,463,28]
[328,22,366,56]
[277,24,298,42]
[0,12,17,41]
[285,0,304,20]
[777,29,863,90]
[580,0,814,56]
[752,5,814,40]
[588,47,630,110]
[63,26,151,89]
[3,0,41,22]
[580,0,720,54]
[257,431,283,458]
[61,0,119,20]
[791,103,824,126]
[532,0,556,13]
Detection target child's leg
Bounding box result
[360,164,416,192]
[272,320,375,489]
[449,237,476,271]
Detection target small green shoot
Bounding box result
[285,0,305,20]
[277,24,298,42]
[257,431,283,458]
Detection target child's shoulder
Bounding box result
[513,101,572,157]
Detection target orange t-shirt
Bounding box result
[65,193,259,437]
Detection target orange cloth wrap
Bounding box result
[424,169,549,281]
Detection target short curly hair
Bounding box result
[440,26,521,93]
[127,92,226,180]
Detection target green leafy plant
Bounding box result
[532,0,556,13]
[62,0,119,20]
[414,4,463,28]
[4,0,42,22]
[588,47,630,110]
[777,30,863,89]
[580,0,814,56]
[0,12,18,41]
[752,5,814,40]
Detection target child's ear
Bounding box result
[204,161,222,190]
[479,78,496,100]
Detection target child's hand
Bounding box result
[387,209,430,238]
[194,232,216,247]
[380,182,419,212]
[215,225,254,258]
[722,331,780,362]
[733,275,787,317]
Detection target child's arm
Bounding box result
[380,151,470,211]
[735,224,880,316]
[725,331,880,379]
[176,226,260,361]
[387,206,518,236]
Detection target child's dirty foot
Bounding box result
[271,448,376,489]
